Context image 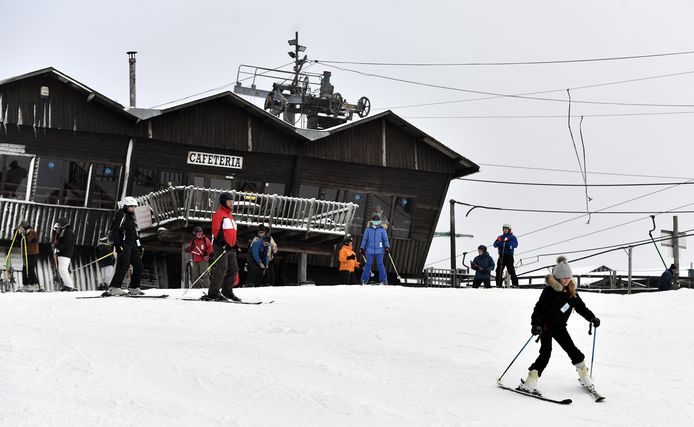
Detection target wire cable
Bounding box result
[376,69,694,110]
[314,50,694,66]
[320,62,694,108]
[477,163,694,180]
[404,111,694,119]
[451,200,694,215]
[457,178,694,187]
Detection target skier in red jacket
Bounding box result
[184,226,213,289]
[204,192,241,301]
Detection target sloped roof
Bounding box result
[0,67,137,121]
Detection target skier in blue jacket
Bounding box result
[471,245,495,288]
[493,223,519,288]
[360,214,390,285]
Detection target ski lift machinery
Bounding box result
[234,32,371,130]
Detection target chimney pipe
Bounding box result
[127,51,137,108]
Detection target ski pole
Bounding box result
[70,253,115,273]
[181,249,227,297]
[5,229,19,270]
[22,233,29,276]
[497,334,534,383]
[589,323,597,378]
[387,252,401,281]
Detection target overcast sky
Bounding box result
[2,0,693,275]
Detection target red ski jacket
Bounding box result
[211,205,237,247]
[185,236,213,263]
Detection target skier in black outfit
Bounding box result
[470,245,495,288]
[519,256,601,395]
[107,196,144,296]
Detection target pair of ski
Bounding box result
[76,293,169,299]
[497,379,605,404]
[180,297,272,305]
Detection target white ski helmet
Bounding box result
[502,223,512,230]
[121,196,138,207]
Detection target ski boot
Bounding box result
[575,361,594,388]
[105,287,127,296]
[518,369,541,395]
[128,287,144,296]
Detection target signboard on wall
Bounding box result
[187,151,243,169]
[135,206,152,230]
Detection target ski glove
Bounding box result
[224,243,234,252]
[532,325,543,336]
[385,247,391,253]
[346,254,356,260]
[359,248,365,256]
[232,244,240,254]
[590,317,601,327]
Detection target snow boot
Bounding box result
[128,287,144,296]
[106,287,127,296]
[518,369,540,394]
[575,361,594,388]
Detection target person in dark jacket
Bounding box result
[493,223,519,288]
[107,196,144,296]
[96,237,116,291]
[519,256,601,395]
[360,214,390,285]
[658,264,677,291]
[246,234,271,287]
[18,221,41,292]
[470,245,495,288]
[53,217,76,291]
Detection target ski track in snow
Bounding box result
[0,286,693,426]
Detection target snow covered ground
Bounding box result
[1,286,692,427]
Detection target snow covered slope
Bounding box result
[1,286,692,426]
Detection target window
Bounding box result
[298,184,319,199]
[264,182,286,196]
[34,158,89,206]
[343,190,366,235]
[319,187,338,201]
[392,197,414,239]
[88,163,121,209]
[0,154,31,199]
[131,168,156,196]
[160,170,187,189]
[366,193,392,227]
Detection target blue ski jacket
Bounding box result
[493,233,518,255]
[360,225,390,255]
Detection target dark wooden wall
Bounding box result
[0,73,135,135]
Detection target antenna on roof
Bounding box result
[233,32,370,130]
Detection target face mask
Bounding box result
[372,221,381,226]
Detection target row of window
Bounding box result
[0,154,121,209]
[0,156,414,238]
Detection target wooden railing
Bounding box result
[136,186,358,236]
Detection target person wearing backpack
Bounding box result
[106,196,144,296]
[184,226,213,289]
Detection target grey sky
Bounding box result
[2,0,692,274]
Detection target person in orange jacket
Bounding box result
[338,235,358,284]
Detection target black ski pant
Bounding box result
[245,258,264,287]
[496,253,519,287]
[22,254,40,286]
[472,277,491,288]
[339,270,354,285]
[529,325,585,376]
[262,260,275,286]
[110,244,142,288]
[209,245,238,297]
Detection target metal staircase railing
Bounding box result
[136,186,358,236]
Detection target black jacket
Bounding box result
[471,252,495,279]
[55,225,75,259]
[96,243,115,267]
[658,269,674,291]
[531,275,595,329]
[111,209,140,247]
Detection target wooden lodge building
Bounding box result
[0,67,478,289]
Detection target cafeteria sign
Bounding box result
[187,151,243,169]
